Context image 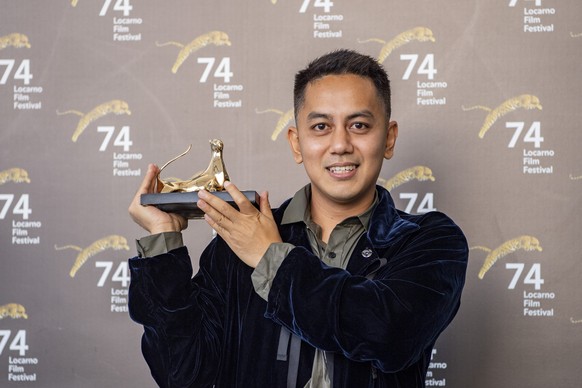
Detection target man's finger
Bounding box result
[199,188,242,219]
[203,213,224,234]
[197,195,234,227]
[223,181,257,214]
[259,191,274,218]
[131,164,155,211]
[147,164,159,193]
[137,164,158,195]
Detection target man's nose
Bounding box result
[329,128,354,154]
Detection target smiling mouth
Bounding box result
[328,165,357,174]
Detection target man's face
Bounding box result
[288,74,398,212]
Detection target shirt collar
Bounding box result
[281,184,378,231]
[279,184,420,248]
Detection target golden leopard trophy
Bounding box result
[141,139,258,219]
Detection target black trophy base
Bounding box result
[140,191,259,219]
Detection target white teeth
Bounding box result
[329,165,355,173]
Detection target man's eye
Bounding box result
[351,122,368,130]
[313,123,327,131]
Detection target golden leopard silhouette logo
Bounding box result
[0,33,31,50]
[255,108,294,141]
[571,32,582,38]
[471,235,543,279]
[358,27,435,64]
[55,235,130,278]
[156,31,231,74]
[462,94,542,139]
[570,173,582,180]
[0,303,28,320]
[571,317,582,324]
[57,100,131,142]
[377,166,435,191]
[0,168,31,185]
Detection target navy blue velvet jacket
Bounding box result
[128,187,468,387]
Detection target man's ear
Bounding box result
[287,126,303,164]
[384,121,398,160]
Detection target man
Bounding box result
[128,49,468,387]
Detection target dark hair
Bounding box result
[293,49,392,120]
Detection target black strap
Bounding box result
[277,327,302,388]
[287,333,302,388]
[277,327,291,361]
[325,351,334,386]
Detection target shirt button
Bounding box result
[328,252,337,259]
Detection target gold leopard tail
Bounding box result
[56,109,84,116]
[0,168,31,185]
[158,144,192,174]
[54,244,82,251]
[270,109,294,141]
[461,105,492,112]
[478,235,542,279]
[70,100,131,142]
[380,166,435,191]
[478,94,542,139]
[0,303,28,320]
[357,38,388,46]
[155,40,185,48]
[377,27,435,63]
[469,246,493,253]
[156,145,194,191]
[69,235,130,277]
[255,108,284,115]
[170,31,231,74]
[0,33,31,50]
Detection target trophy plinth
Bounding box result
[140,139,258,219]
[140,191,259,219]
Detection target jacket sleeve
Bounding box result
[128,241,227,388]
[264,212,468,373]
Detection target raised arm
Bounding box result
[264,212,468,373]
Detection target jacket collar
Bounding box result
[366,186,419,248]
[275,186,419,249]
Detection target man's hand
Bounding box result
[197,182,282,268]
[128,164,188,234]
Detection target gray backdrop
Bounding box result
[1,1,581,387]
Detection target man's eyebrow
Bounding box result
[306,110,376,121]
[306,112,332,121]
[346,110,375,120]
